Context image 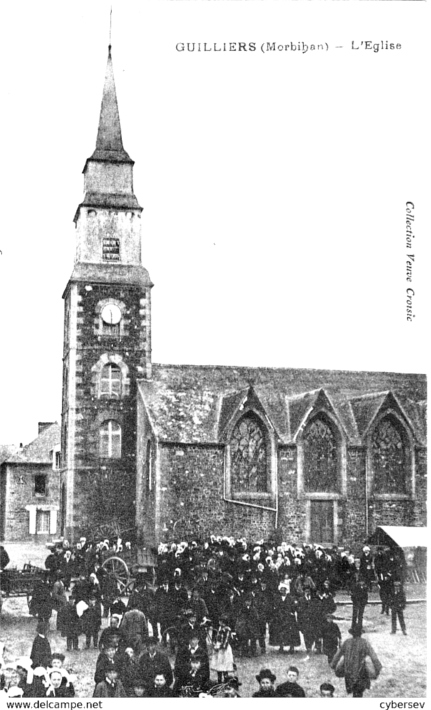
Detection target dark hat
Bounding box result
[225,675,242,689]
[51,653,65,662]
[131,673,146,688]
[348,626,363,637]
[184,608,196,618]
[256,668,276,683]
[36,620,49,635]
[320,682,335,693]
[146,635,157,645]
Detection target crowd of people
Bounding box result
[0,534,409,698]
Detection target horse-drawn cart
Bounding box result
[84,521,158,595]
[101,548,157,595]
[0,564,46,611]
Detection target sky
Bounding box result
[0,0,429,445]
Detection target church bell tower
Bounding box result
[61,46,152,540]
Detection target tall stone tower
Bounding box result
[60,46,152,540]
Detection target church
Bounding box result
[60,46,427,551]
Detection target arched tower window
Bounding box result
[303,415,339,492]
[100,363,121,398]
[371,415,407,494]
[230,413,267,492]
[99,420,122,459]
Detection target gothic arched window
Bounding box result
[99,420,122,459]
[372,416,407,494]
[100,363,121,398]
[303,416,339,492]
[230,413,267,492]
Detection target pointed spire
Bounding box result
[90,46,132,163]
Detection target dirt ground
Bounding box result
[0,590,426,698]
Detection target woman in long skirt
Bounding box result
[210,615,234,684]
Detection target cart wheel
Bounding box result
[102,557,129,595]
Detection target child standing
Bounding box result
[210,614,234,684]
[30,621,52,668]
[81,596,102,649]
[320,613,341,664]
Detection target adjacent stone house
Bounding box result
[0,423,61,543]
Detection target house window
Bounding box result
[36,509,50,534]
[54,451,61,469]
[99,420,122,459]
[230,413,267,492]
[303,416,339,492]
[100,364,121,398]
[372,416,407,494]
[35,475,47,496]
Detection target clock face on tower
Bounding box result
[101,303,122,325]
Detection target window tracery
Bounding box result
[372,416,407,494]
[303,416,338,491]
[230,413,267,492]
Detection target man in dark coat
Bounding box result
[389,581,407,635]
[127,577,154,623]
[359,546,375,591]
[29,579,53,621]
[81,596,102,649]
[175,654,213,697]
[350,576,368,631]
[30,621,52,668]
[120,607,148,654]
[375,547,393,615]
[44,550,60,586]
[154,581,175,643]
[297,588,321,655]
[255,580,274,654]
[273,586,301,654]
[98,615,127,650]
[236,595,260,657]
[0,545,10,569]
[275,666,306,697]
[94,645,122,685]
[320,613,341,663]
[139,636,173,691]
[174,633,209,690]
[331,626,382,698]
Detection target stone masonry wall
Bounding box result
[69,280,148,535]
[157,444,276,542]
[2,464,60,542]
[152,441,426,550]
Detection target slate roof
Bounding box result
[138,364,426,446]
[90,47,132,165]
[5,423,60,465]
